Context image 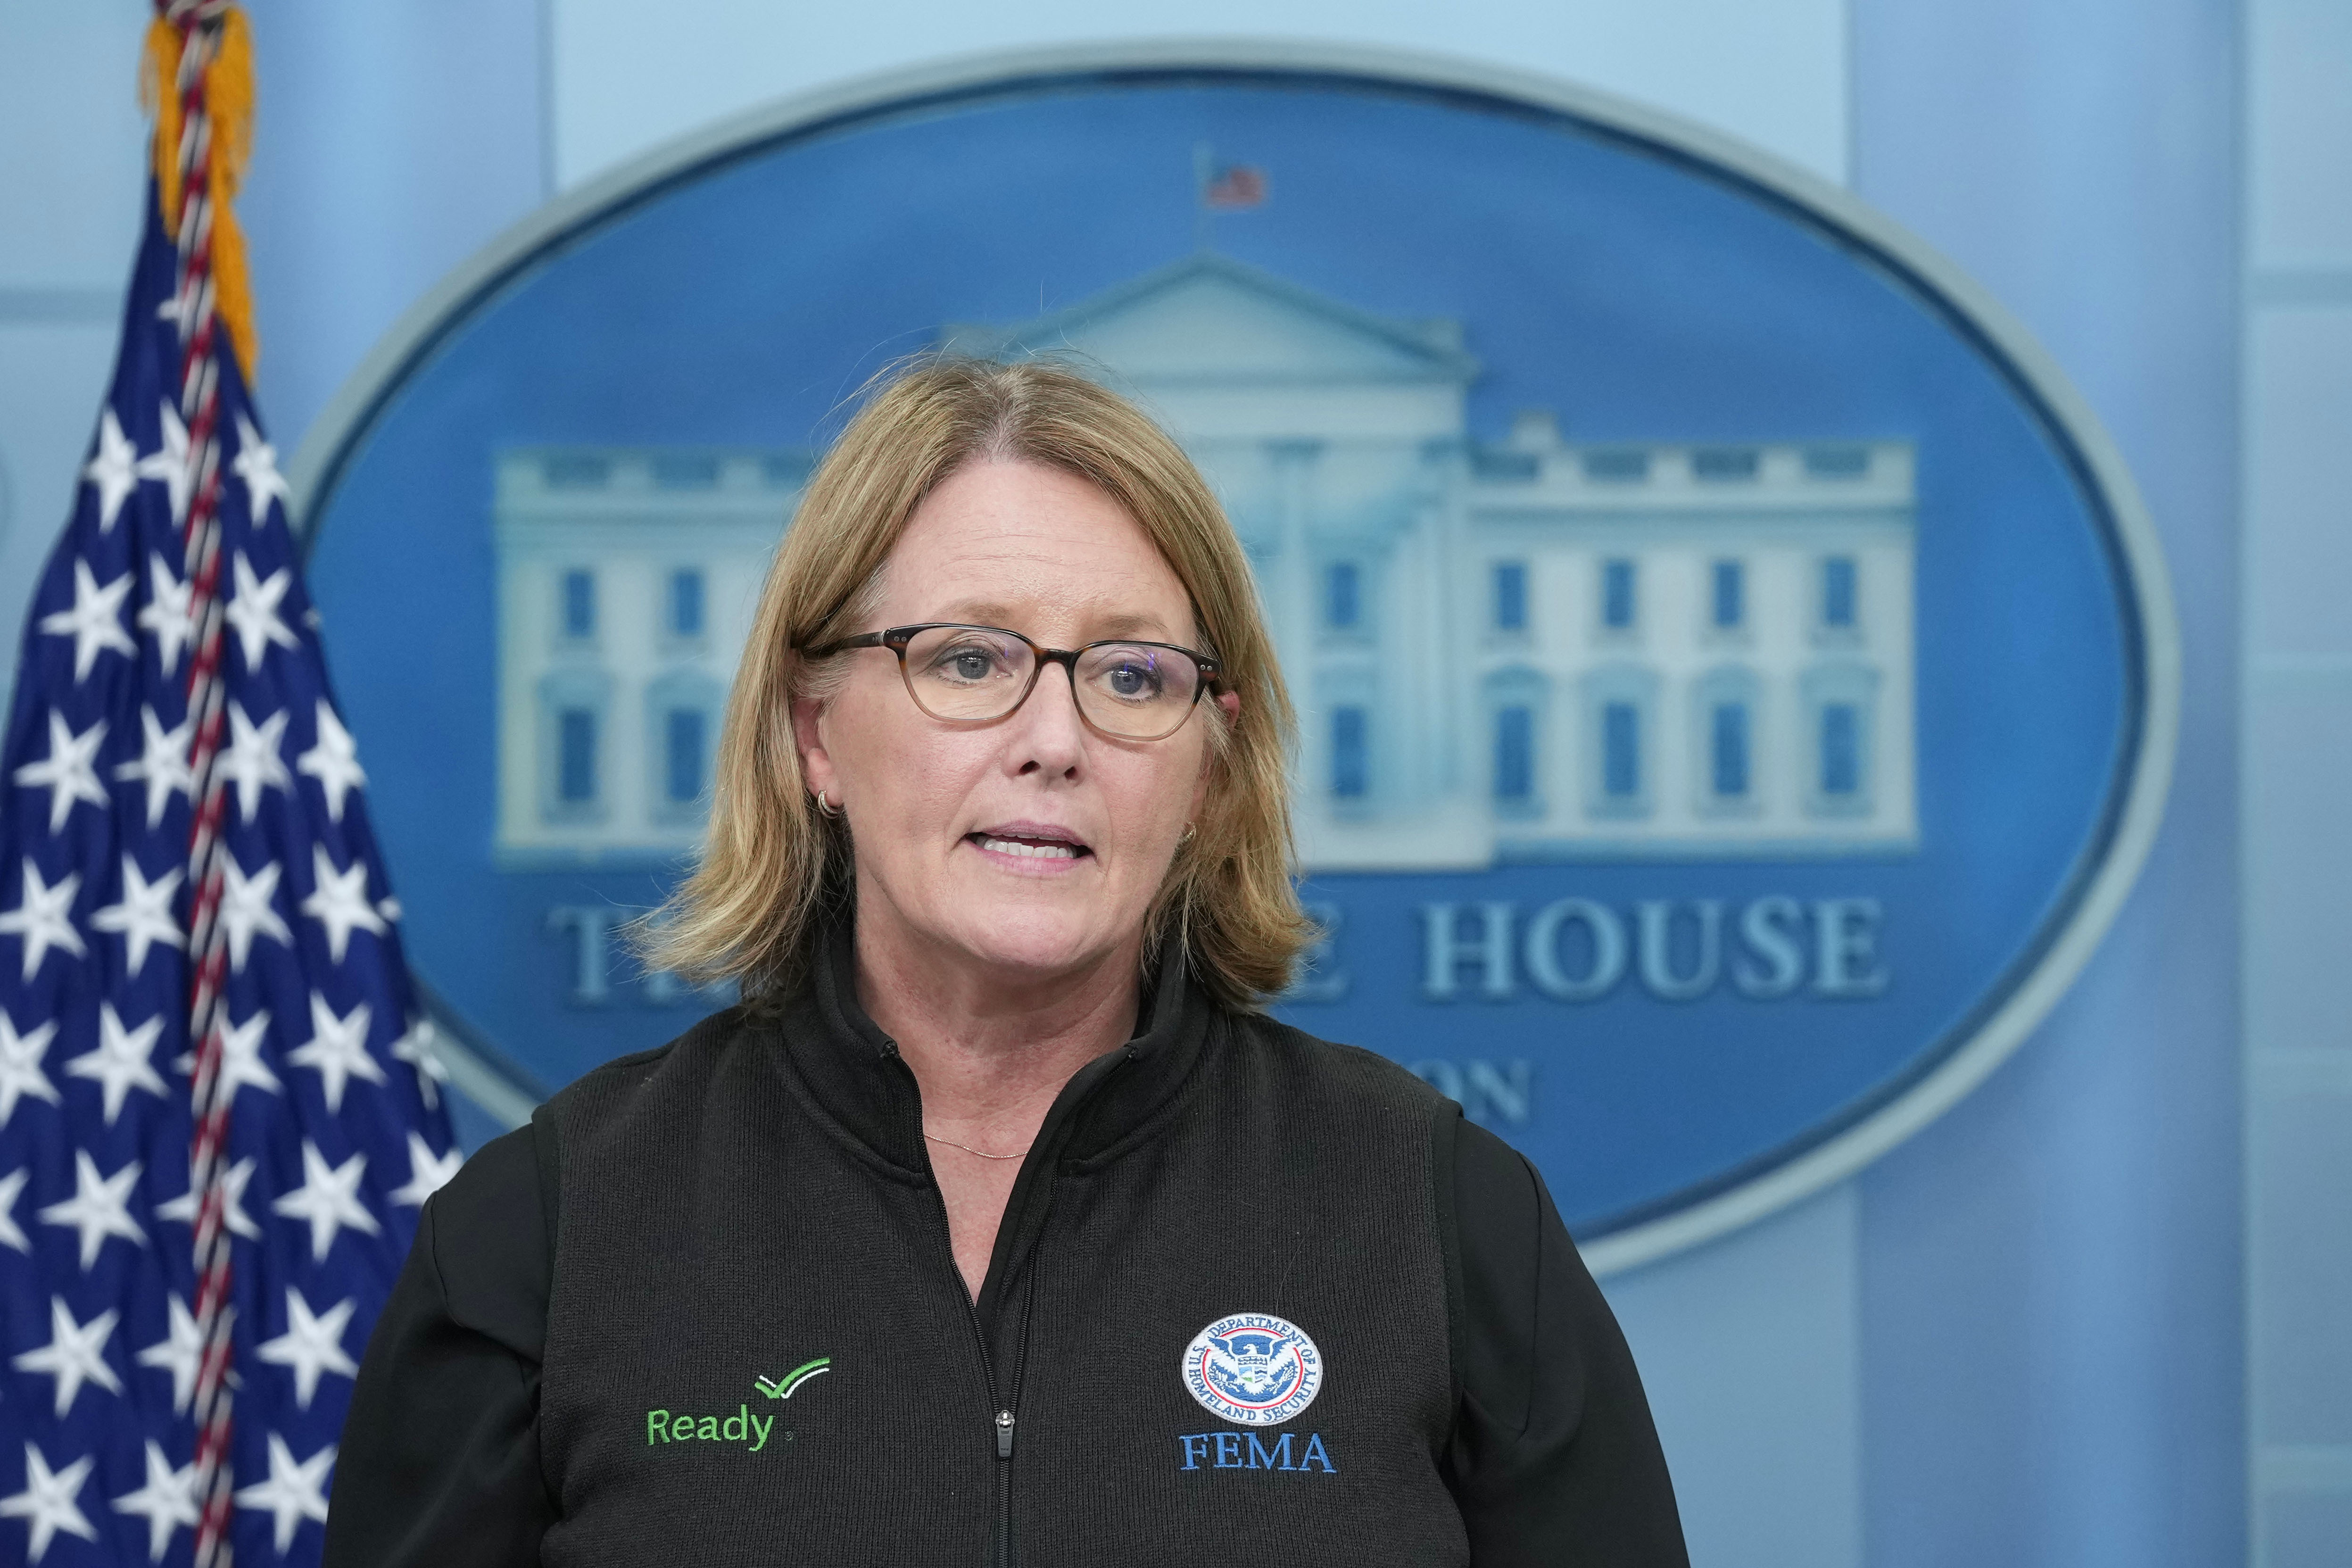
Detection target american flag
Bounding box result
[1201,162,1269,211]
[0,14,455,1563]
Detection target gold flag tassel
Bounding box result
[142,6,259,386]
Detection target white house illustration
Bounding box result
[493,254,1917,869]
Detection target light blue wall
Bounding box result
[2242,2,2352,1561]
[543,0,1850,188]
[1850,3,2244,1564]
[234,0,548,460]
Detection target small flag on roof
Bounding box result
[1202,162,1269,210]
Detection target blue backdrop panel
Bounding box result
[298,66,2153,1246]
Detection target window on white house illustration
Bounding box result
[545,454,608,489]
[1603,702,1640,799]
[1601,559,1637,630]
[1331,705,1369,799]
[1493,562,1528,632]
[1494,705,1535,805]
[647,671,723,824]
[653,454,720,490]
[664,708,705,806]
[1325,562,1361,631]
[1801,664,1878,817]
[1712,559,1745,630]
[561,569,596,640]
[1806,446,1870,479]
[669,569,704,639]
[1820,704,1861,797]
[1694,667,1763,814]
[559,710,597,804]
[1582,667,1656,818]
[1712,701,1750,797]
[1822,556,1859,631]
[538,667,613,827]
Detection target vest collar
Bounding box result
[779,919,1216,1180]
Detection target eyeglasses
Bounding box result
[798,623,1222,742]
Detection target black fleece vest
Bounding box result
[533,945,1468,1568]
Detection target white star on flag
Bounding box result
[224,551,300,673]
[0,1443,98,1564]
[133,400,192,524]
[158,1154,264,1243]
[234,1434,334,1555]
[219,700,293,824]
[178,1010,283,1104]
[135,1294,206,1416]
[0,863,86,982]
[82,408,139,531]
[392,1132,463,1207]
[110,1440,198,1564]
[136,554,195,675]
[64,1002,168,1125]
[233,413,292,520]
[296,699,367,821]
[0,1014,62,1127]
[89,855,184,979]
[114,706,196,830]
[287,991,384,1112]
[391,1014,450,1109]
[36,560,135,683]
[300,845,387,963]
[11,713,109,835]
[9,1297,122,1417]
[0,1168,29,1252]
[37,1149,146,1270]
[257,1288,360,1409]
[272,1141,380,1260]
[218,854,292,972]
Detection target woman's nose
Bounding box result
[1011,660,1088,776]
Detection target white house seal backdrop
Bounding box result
[288,42,2178,1272]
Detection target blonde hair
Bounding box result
[639,357,1313,1010]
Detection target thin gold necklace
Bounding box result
[924,1130,1028,1161]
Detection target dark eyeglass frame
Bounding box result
[797,622,1224,742]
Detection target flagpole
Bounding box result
[148,3,253,1562]
[1193,141,1212,253]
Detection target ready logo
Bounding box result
[646,1360,829,1452]
[754,1358,831,1400]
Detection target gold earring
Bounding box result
[1178,822,1196,845]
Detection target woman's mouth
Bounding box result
[967,825,1093,862]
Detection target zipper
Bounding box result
[899,1083,1011,1567]
[994,1408,1016,1568]
[990,1261,1042,1567]
[887,1045,1111,1568]
[906,1095,1028,1568]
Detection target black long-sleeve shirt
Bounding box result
[327,1112,1685,1565]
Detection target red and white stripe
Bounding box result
[157,2,244,1563]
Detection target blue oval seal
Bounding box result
[290,42,2179,1273]
[1183,1312,1325,1426]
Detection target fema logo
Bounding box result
[1183,1313,1325,1426]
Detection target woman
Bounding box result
[326,360,1688,1566]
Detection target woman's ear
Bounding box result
[792,695,835,798]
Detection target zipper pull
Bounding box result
[995,1409,1016,1460]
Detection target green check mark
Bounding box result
[754,1358,831,1400]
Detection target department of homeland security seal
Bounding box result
[1182,1313,1324,1426]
